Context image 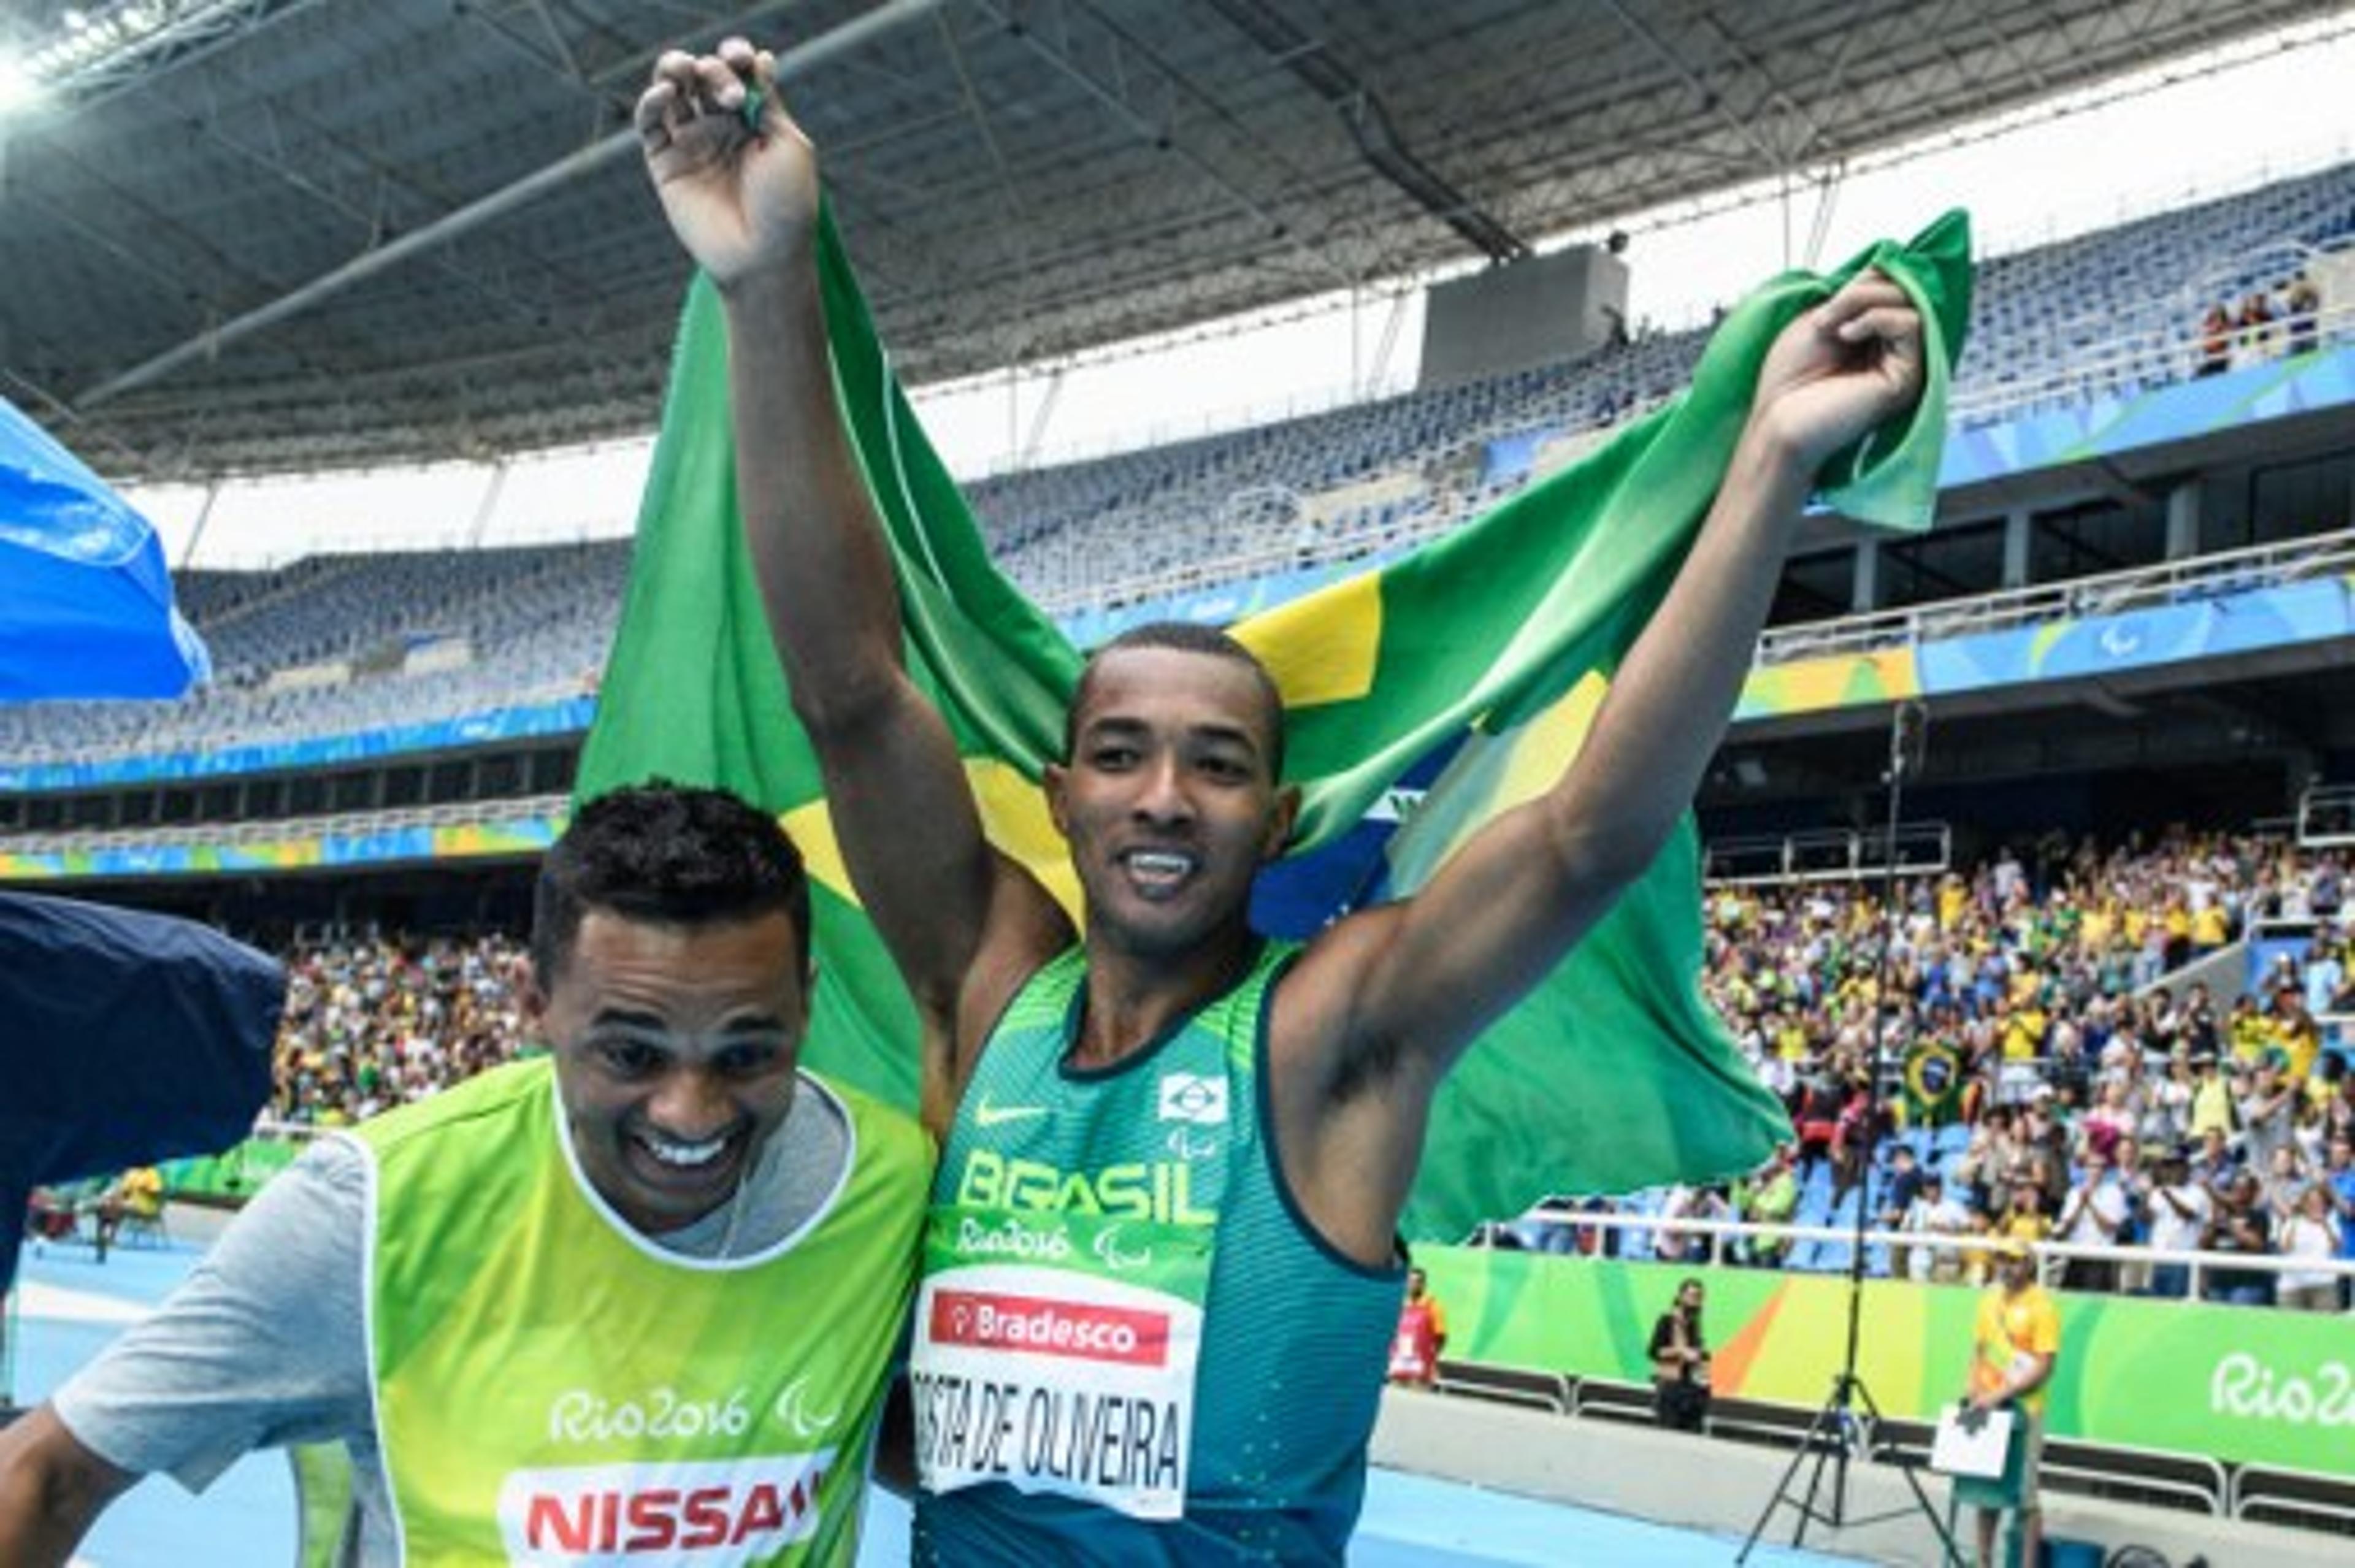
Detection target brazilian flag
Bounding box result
[1904,1038,1968,1126]
[578,204,1973,1241]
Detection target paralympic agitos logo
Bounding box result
[496,1453,835,1562]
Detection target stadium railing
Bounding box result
[1428,1363,1571,1415]
[1752,524,2355,669]
[1869,1417,2231,1516]
[2297,781,2355,847]
[1701,821,1953,885]
[2231,1464,2355,1535]
[1480,1210,2355,1307]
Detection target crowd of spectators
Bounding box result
[1480,829,2354,1312]
[2195,269,2326,377]
[27,932,534,1252]
[1692,828,2355,1309]
[269,933,531,1126]
[172,832,2355,1314]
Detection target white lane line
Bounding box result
[13,1280,153,1326]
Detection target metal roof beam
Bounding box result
[522,0,593,86]
[183,87,564,335]
[1595,0,1789,175]
[970,0,1354,291]
[13,0,334,116]
[1193,0,1528,264]
[78,0,948,408]
[1690,9,1834,166]
[929,7,1039,358]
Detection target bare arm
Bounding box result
[637,42,1067,1102]
[0,1406,135,1567]
[1971,1350,2054,1411]
[1266,275,1923,1262]
[1304,273,1924,1077]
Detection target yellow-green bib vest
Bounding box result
[351,1057,929,1566]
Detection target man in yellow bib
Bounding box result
[1961,1239,2060,1568]
[0,784,929,1567]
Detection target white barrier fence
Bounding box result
[1480,1208,2355,1307]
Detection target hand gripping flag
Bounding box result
[579,206,1972,1241]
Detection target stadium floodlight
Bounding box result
[0,54,42,115]
[6,0,299,110]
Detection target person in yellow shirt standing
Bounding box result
[2272,987,2322,1086]
[2187,1052,2236,1142]
[1937,871,1969,933]
[1997,994,2047,1063]
[1961,1240,2060,1568]
[2188,900,2232,954]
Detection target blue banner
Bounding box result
[1939,343,2355,489]
[1918,577,2354,693]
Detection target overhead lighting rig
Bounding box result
[2,0,315,115]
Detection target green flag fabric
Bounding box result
[578,206,1973,1242]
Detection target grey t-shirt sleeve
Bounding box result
[50,1136,374,1494]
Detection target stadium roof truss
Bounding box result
[0,0,2341,478]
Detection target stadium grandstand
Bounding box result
[7,2,2355,1564]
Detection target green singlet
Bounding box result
[909,941,1406,1564]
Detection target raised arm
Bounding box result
[637,42,1067,1099]
[1309,272,1923,1077]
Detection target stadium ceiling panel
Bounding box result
[0,0,2338,478]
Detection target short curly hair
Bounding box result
[1066,621,1286,779]
[531,781,810,985]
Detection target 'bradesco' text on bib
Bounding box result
[911,1204,1211,1520]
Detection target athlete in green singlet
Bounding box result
[638,37,1924,1564]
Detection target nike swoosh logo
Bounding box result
[974,1098,1049,1128]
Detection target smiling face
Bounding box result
[532,908,808,1236]
[1047,644,1296,963]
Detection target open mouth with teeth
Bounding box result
[625,1123,746,1192]
[1118,847,1200,900]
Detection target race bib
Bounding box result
[910,1206,1211,1520]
